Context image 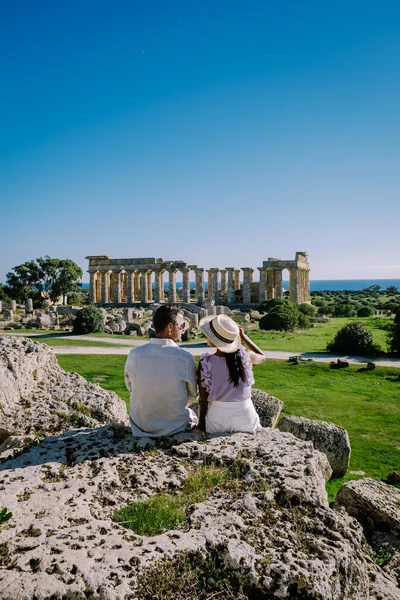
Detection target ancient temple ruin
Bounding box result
[86,252,311,306]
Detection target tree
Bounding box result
[385,285,399,295]
[5,256,82,304]
[357,306,375,317]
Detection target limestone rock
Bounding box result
[335,478,400,538]
[251,388,283,427]
[277,415,351,478]
[0,336,129,446]
[1,427,395,599]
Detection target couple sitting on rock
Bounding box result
[124,305,266,437]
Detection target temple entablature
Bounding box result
[86,252,311,307]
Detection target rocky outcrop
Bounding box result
[251,388,283,427]
[0,425,395,599]
[0,336,128,445]
[277,415,351,478]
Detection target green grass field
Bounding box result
[245,316,392,353]
[58,355,400,489]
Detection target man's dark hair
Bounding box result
[153,304,183,333]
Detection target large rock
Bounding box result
[335,478,400,538]
[251,388,283,427]
[277,415,351,478]
[1,427,397,599]
[0,336,128,445]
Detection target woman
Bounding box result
[197,314,266,434]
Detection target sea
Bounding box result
[81,279,400,292]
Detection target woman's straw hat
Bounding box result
[199,314,241,354]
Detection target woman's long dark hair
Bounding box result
[223,350,247,388]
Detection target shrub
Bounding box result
[388,311,400,354]
[357,306,375,318]
[259,300,300,332]
[317,305,332,316]
[333,302,357,318]
[327,322,380,356]
[298,313,311,329]
[73,305,104,334]
[299,303,317,316]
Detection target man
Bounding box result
[124,305,198,437]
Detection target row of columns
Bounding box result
[91,268,203,305]
[90,266,310,305]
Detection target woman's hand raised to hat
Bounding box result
[238,326,246,340]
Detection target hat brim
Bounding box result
[199,316,241,354]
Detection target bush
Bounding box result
[299,303,317,316]
[357,306,375,318]
[327,322,380,356]
[73,305,104,334]
[298,313,311,329]
[388,311,400,354]
[333,302,357,318]
[259,300,300,332]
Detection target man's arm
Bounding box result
[185,357,198,405]
[124,355,133,392]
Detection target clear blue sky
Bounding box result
[1,0,400,283]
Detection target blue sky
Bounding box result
[1,0,400,283]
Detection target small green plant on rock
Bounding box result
[0,508,12,528]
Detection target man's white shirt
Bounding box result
[124,338,198,437]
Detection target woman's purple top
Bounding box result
[200,347,255,403]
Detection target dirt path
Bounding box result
[51,343,400,367]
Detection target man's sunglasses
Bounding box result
[172,321,186,330]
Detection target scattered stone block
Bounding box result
[335,478,400,538]
[367,362,376,370]
[251,388,283,428]
[277,416,351,478]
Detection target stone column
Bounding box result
[196,268,205,305]
[140,271,147,303]
[127,271,134,303]
[113,271,121,303]
[182,268,190,303]
[226,268,235,303]
[304,269,311,303]
[168,269,177,303]
[101,271,107,303]
[242,268,254,304]
[234,269,241,291]
[134,271,140,301]
[10,300,17,311]
[0,301,2,313]
[159,270,165,302]
[206,270,213,299]
[89,272,96,303]
[258,268,267,303]
[220,270,227,296]
[210,268,220,304]
[290,269,299,304]
[153,270,160,303]
[25,298,34,313]
[266,269,275,300]
[146,271,152,302]
[275,269,284,298]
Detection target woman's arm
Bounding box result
[197,361,209,431]
[239,326,266,365]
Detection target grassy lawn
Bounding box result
[245,316,392,353]
[58,355,400,487]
